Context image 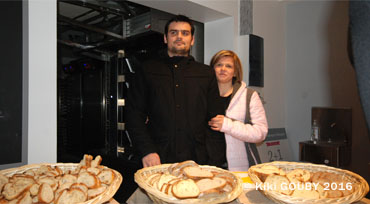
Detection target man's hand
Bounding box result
[208,114,225,131]
[142,153,161,167]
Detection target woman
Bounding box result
[208,50,268,171]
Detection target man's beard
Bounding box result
[169,44,190,56]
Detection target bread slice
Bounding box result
[34,165,52,176]
[148,174,162,187]
[55,166,64,176]
[17,191,32,204]
[287,169,311,183]
[97,169,115,185]
[291,188,320,199]
[54,189,68,204]
[157,173,177,191]
[168,163,179,174]
[0,196,10,204]
[55,188,87,204]
[68,188,88,203]
[87,186,107,199]
[170,160,198,177]
[58,174,77,186]
[31,196,38,204]
[264,175,292,195]
[29,183,40,196]
[174,161,198,172]
[165,178,181,196]
[87,167,101,175]
[160,183,168,193]
[183,166,213,179]
[79,154,93,168]
[0,174,9,192]
[70,183,88,194]
[23,169,35,177]
[38,183,54,203]
[172,179,200,199]
[54,182,72,200]
[253,165,281,182]
[37,176,58,191]
[91,155,102,168]
[196,177,227,193]
[2,177,34,200]
[77,172,100,188]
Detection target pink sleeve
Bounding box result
[220,92,268,143]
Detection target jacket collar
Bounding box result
[159,49,195,65]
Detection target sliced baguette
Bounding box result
[2,179,34,200]
[91,155,102,168]
[196,177,227,193]
[29,183,40,196]
[264,175,292,195]
[157,173,177,191]
[173,161,198,172]
[38,183,54,203]
[97,169,115,185]
[172,179,200,199]
[87,186,107,199]
[148,174,162,187]
[168,163,179,174]
[58,174,77,186]
[37,176,58,191]
[165,178,181,196]
[253,165,281,182]
[87,167,101,175]
[17,191,32,204]
[77,172,100,189]
[0,174,9,192]
[68,188,87,203]
[55,188,87,204]
[171,160,198,177]
[70,183,88,194]
[183,166,213,179]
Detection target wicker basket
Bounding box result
[248,161,369,204]
[134,164,243,204]
[0,163,123,204]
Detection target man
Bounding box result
[125,15,225,167]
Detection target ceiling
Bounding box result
[57,0,151,53]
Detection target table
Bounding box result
[299,141,351,167]
[126,188,370,204]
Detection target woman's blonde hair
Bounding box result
[210,50,243,83]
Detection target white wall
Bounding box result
[252,1,286,129]
[285,1,370,184]
[285,1,334,160]
[28,0,57,164]
[204,17,234,65]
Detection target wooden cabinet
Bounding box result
[299,141,351,168]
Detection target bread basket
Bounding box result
[248,161,369,204]
[0,163,123,204]
[134,164,243,204]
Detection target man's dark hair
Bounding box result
[164,15,195,36]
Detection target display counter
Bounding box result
[126,187,370,204]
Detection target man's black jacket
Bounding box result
[125,52,226,166]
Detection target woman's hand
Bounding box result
[208,115,225,131]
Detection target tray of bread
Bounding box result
[248,161,369,204]
[134,160,243,204]
[0,154,122,204]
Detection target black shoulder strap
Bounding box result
[244,88,262,166]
